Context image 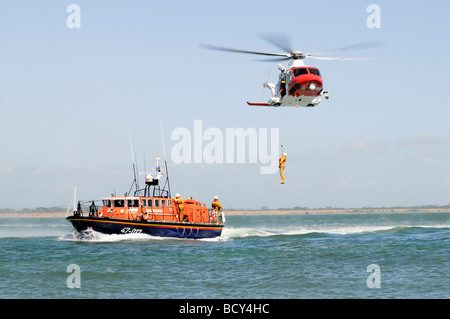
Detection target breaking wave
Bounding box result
[220,224,450,239]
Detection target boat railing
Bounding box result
[72,200,103,217]
[209,209,225,225]
[72,200,225,225]
[136,209,178,222]
[134,185,169,198]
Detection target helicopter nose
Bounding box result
[293,75,323,89]
[290,74,323,96]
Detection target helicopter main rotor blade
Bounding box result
[257,32,293,54]
[307,56,371,61]
[254,56,293,62]
[199,44,290,58]
[307,41,384,56]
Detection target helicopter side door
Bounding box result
[275,70,288,98]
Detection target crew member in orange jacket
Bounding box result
[279,152,286,184]
[175,193,185,222]
[211,195,222,224]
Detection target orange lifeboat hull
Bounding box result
[66,196,225,239]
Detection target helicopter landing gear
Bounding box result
[264,82,282,106]
[307,97,321,107]
[269,97,281,106]
[264,82,276,96]
[323,91,329,99]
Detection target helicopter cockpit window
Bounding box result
[292,68,308,77]
[308,68,321,76]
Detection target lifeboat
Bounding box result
[66,158,225,239]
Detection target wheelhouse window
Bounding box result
[292,68,308,77]
[113,199,124,208]
[141,199,146,207]
[147,199,152,208]
[161,199,166,207]
[154,199,160,208]
[102,199,111,207]
[308,68,321,76]
[127,199,139,208]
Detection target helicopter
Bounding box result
[201,33,378,108]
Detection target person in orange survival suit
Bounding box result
[175,193,185,222]
[211,195,223,224]
[279,152,286,184]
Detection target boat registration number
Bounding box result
[120,227,142,234]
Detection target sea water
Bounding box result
[0,212,448,299]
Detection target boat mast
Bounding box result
[128,126,139,195]
[73,186,77,212]
[160,119,171,198]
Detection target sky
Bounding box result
[1,1,449,210]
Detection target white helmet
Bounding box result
[176,193,180,197]
[214,195,218,200]
[283,153,287,156]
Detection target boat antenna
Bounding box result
[73,186,77,212]
[159,118,171,198]
[143,153,147,179]
[128,126,139,194]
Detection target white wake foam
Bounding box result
[58,229,166,242]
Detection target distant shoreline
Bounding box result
[1,207,449,218]
[225,207,450,215]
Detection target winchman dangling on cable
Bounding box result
[279,147,286,184]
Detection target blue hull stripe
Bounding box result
[67,216,223,239]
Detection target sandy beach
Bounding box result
[225,207,450,215]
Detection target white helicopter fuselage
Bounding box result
[262,59,326,107]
